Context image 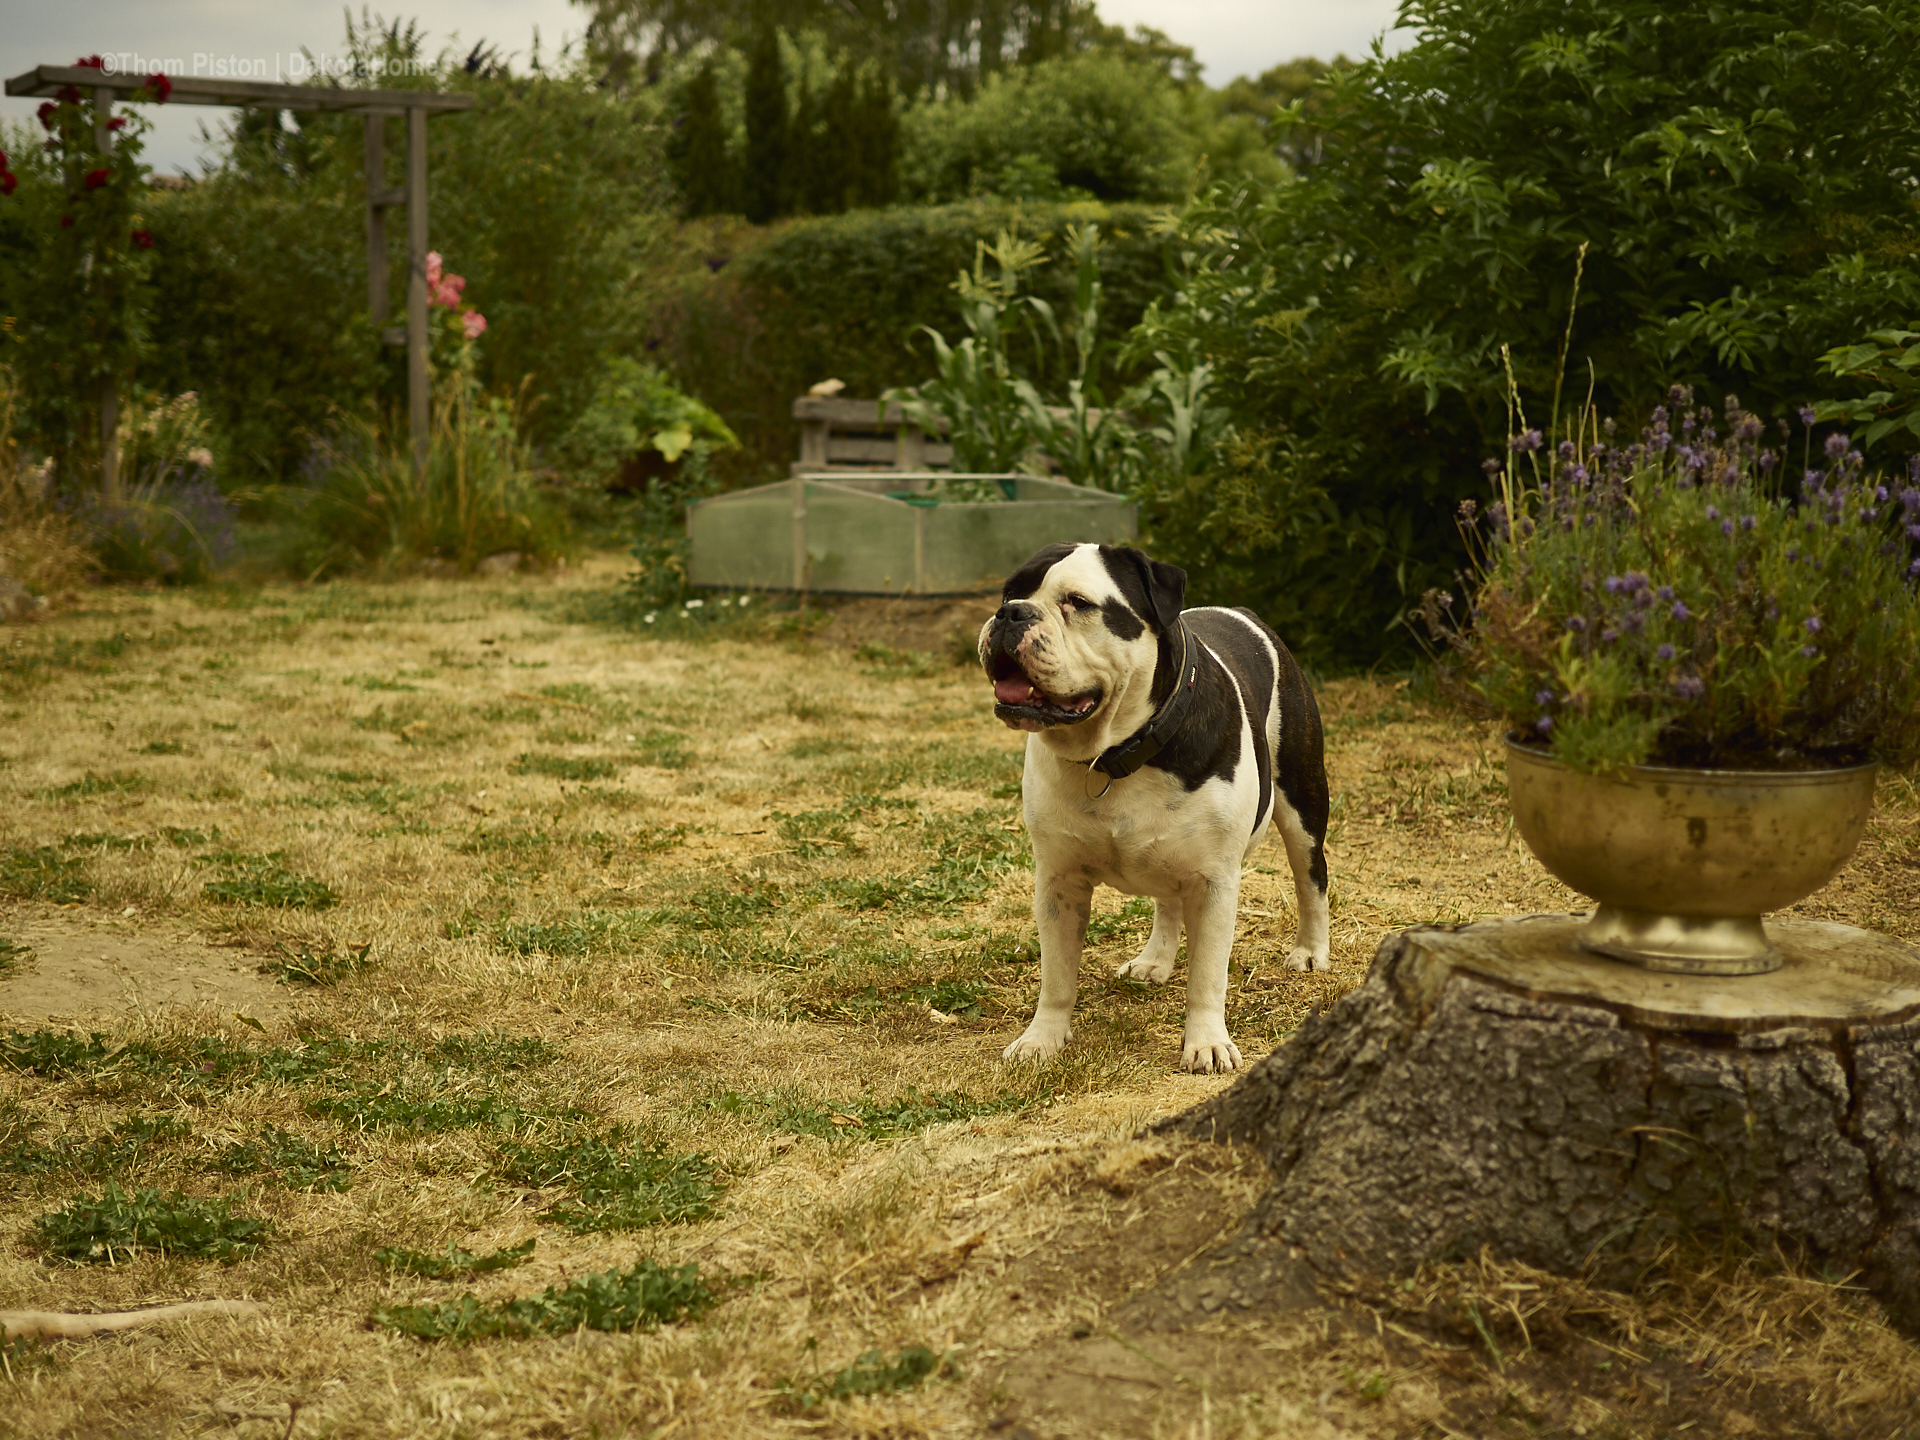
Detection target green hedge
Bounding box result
[647,201,1178,485]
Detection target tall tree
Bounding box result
[669,62,737,216]
[741,22,788,223]
[851,67,898,209]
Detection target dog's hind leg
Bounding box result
[1274,790,1331,972]
[1178,873,1244,1074]
[1113,896,1182,984]
[1003,863,1093,1063]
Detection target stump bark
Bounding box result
[1161,915,1920,1331]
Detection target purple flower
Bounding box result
[1801,645,1819,659]
[1825,432,1851,460]
[1706,506,1720,521]
[1656,644,1676,661]
[1600,626,1619,643]
[1657,585,1674,602]
[1741,515,1756,531]
[1671,601,1690,620]
[1787,547,1800,561]
[1805,615,1822,633]
[1536,715,1554,734]
[1566,615,1587,633]
[1799,406,1818,426]
[1534,689,1554,706]
[1673,674,1705,699]
[1721,519,1735,537]
[1759,451,1778,472]
[1603,575,1626,594]
[1558,440,1576,461]
[1509,429,1543,453]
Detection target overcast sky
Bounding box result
[1,1,1414,175]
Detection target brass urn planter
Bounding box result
[1503,738,1879,975]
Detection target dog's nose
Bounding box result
[995,601,1039,627]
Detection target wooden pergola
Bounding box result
[4,65,473,489]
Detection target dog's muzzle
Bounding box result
[984,605,1101,730]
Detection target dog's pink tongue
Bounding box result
[994,676,1036,705]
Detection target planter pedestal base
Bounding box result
[1161,914,1920,1331]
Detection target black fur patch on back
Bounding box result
[1001,543,1076,602]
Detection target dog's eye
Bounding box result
[1061,594,1090,614]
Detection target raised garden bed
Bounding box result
[686,473,1136,595]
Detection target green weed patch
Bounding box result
[628,728,691,769]
[198,851,337,909]
[372,1259,715,1341]
[38,772,148,800]
[0,937,32,978]
[261,942,374,986]
[31,1184,268,1262]
[0,847,93,904]
[494,1131,720,1233]
[511,753,618,781]
[778,1346,955,1410]
[217,1127,354,1191]
[375,1238,536,1278]
[0,632,134,685]
[0,1114,194,1181]
[308,1084,535,1135]
[712,1087,1023,1140]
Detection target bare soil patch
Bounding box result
[0,556,1915,1438]
[0,916,288,1024]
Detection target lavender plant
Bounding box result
[1425,389,1920,773]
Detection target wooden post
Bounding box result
[405,105,429,481]
[94,86,119,505]
[364,114,387,321]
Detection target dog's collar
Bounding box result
[1088,618,1196,782]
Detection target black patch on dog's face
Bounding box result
[1099,599,1144,642]
[1002,543,1076,603]
[1099,546,1186,638]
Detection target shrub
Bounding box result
[900,51,1277,204]
[1424,392,1920,772]
[139,21,674,490]
[1138,0,1920,666]
[649,201,1176,481]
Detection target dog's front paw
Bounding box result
[1284,945,1332,973]
[1113,950,1175,985]
[1002,1022,1071,1064]
[1179,1027,1242,1075]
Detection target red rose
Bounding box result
[107,116,126,132]
[0,173,16,197]
[130,229,154,249]
[59,214,74,228]
[58,85,82,104]
[37,102,57,129]
[146,72,172,103]
[77,55,105,69]
[83,168,110,189]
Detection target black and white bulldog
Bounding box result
[979,542,1332,1074]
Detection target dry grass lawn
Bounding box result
[3,556,1919,1439]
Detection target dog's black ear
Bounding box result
[1103,546,1186,636]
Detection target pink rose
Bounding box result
[462,310,487,339]
[425,251,442,288]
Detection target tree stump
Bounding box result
[1160,915,1920,1331]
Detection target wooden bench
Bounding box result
[792,396,953,475]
